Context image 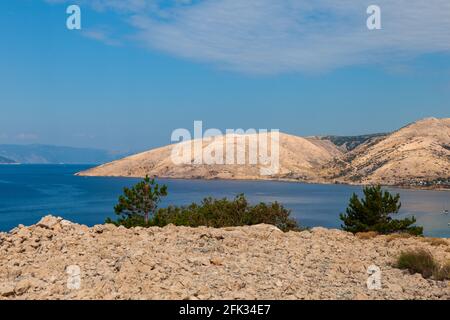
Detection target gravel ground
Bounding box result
[0,216,448,300]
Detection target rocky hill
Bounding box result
[77,118,450,188]
[0,216,448,300]
[77,132,343,183]
[326,118,450,187]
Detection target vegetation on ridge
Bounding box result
[108,178,427,236]
[107,177,301,232]
[322,133,387,151]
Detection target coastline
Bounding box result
[75,171,450,192]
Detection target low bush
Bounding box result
[395,249,450,281]
[420,238,449,247]
[107,194,301,232]
[396,249,436,278]
[433,261,450,281]
[356,231,379,240]
[385,233,415,242]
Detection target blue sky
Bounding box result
[1,0,449,152]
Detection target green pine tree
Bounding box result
[340,185,423,236]
[111,176,168,226]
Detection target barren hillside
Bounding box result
[77,132,343,182]
[77,118,450,188]
[326,118,450,187]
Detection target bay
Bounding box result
[0,164,448,237]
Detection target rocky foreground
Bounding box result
[0,216,449,300]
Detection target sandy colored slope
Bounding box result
[77,132,343,182]
[327,118,450,185]
[77,117,450,187]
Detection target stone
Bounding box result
[93,225,105,234]
[354,293,369,300]
[388,284,404,293]
[14,279,35,295]
[37,215,61,230]
[60,220,73,228]
[0,283,15,297]
[210,257,223,266]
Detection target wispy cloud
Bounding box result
[82,28,122,46]
[46,0,450,74]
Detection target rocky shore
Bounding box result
[0,216,448,300]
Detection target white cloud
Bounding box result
[45,0,151,12]
[46,0,450,74]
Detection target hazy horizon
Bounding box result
[0,116,442,153]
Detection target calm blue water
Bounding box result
[0,165,449,237]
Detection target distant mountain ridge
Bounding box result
[77,117,450,189]
[318,133,388,151]
[0,144,127,164]
[0,155,16,164]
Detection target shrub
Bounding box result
[356,231,379,240]
[396,249,436,279]
[395,249,450,280]
[434,261,450,281]
[108,193,301,232]
[385,233,414,242]
[340,185,423,236]
[420,238,449,247]
[154,195,300,232]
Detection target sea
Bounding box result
[0,164,449,237]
